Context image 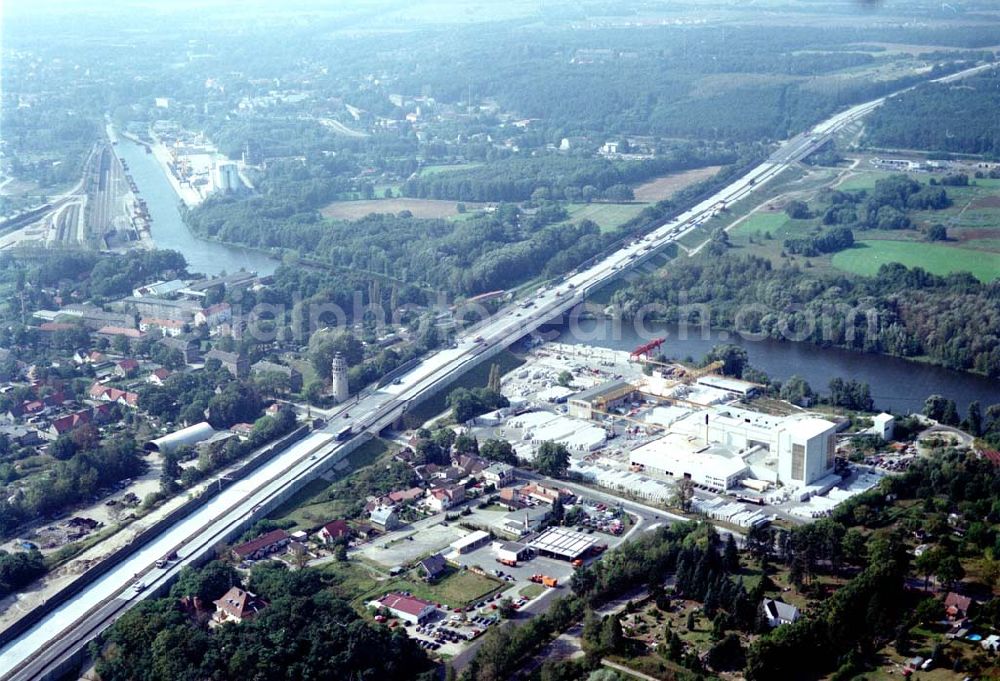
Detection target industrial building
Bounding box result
[566,379,641,420]
[145,422,216,454]
[529,527,598,562]
[629,433,750,492]
[450,530,491,554]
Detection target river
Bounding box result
[555,319,1000,415]
[114,133,995,416]
[114,135,278,276]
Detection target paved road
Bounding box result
[1,59,992,681]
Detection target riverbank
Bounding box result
[555,319,1000,415]
[148,136,203,208]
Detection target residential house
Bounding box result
[499,505,551,537]
[251,360,302,393]
[453,453,488,478]
[159,336,200,365]
[96,326,144,344]
[944,592,973,620]
[483,462,515,486]
[231,529,290,561]
[147,368,172,386]
[370,592,437,624]
[115,359,140,378]
[762,598,801,628]
[387,487,424,505]
[370,505,400,531]
[424,485,465,513]
[212,587,268,625]
[418,553,448,581]
[205,349,249,378]
[49,410,93,438]
[195,302,233,329]
[0,425,43,448]
[318,519,351,543]
[88,383,139,409]
[520,482,570,505]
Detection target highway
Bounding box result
[1,60,993,681]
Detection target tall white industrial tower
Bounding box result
[331,352,349,403]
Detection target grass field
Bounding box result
[732,210,788,236]
[321,198,475,220]
[324,561,501,609]
[832,240,999,282]
[632,165,722,202]
[562,202,648,232]
[419,163,483,176]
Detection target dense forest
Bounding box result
[613,254,1000,377]
[864,67,1000,156]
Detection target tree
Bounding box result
[724,534,740,572]
[779,375,813,406]
[935,554,965,589]
[557,370,573,387]
[170,561,239,603]
[671,478,695,512]
[667,631,683,661]
[686,610,697,632]
[497,597,516,619]
[703,344,748,378]
[966,400,983,436]
[600,615,625,654]
[480,438,516,464]
[707,633,745,671]
[535,441,570,477]
[926,223,948,241]
[785,200,810,219]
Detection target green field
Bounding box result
[562,202,647,232]
[324,561,501,609]
[732,211,788,236]
[419,163,483,176]
[832,240,999,282]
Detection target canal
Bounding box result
[114,135,278,276]
[555,319,1000,416]
[115,132,996,417]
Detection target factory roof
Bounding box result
[529,527,597,560]
[568,378,634,404]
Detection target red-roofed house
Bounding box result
[370,592,437,624]
[147,368,172,386]
[115,358,140,378]
[231,529,290,561]
[212,586,269,625]
[981,450,1000,467]
[49,410,92,437]
[318,519,351,543]
[388,487,425,504]
[945,592,974,619]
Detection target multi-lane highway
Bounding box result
[1,60,993,681]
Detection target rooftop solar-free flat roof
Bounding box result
[529,527,597,560]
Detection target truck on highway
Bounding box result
[155,550,178,568]
[336,425,353,442]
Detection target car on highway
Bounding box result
[132,581,146,593]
